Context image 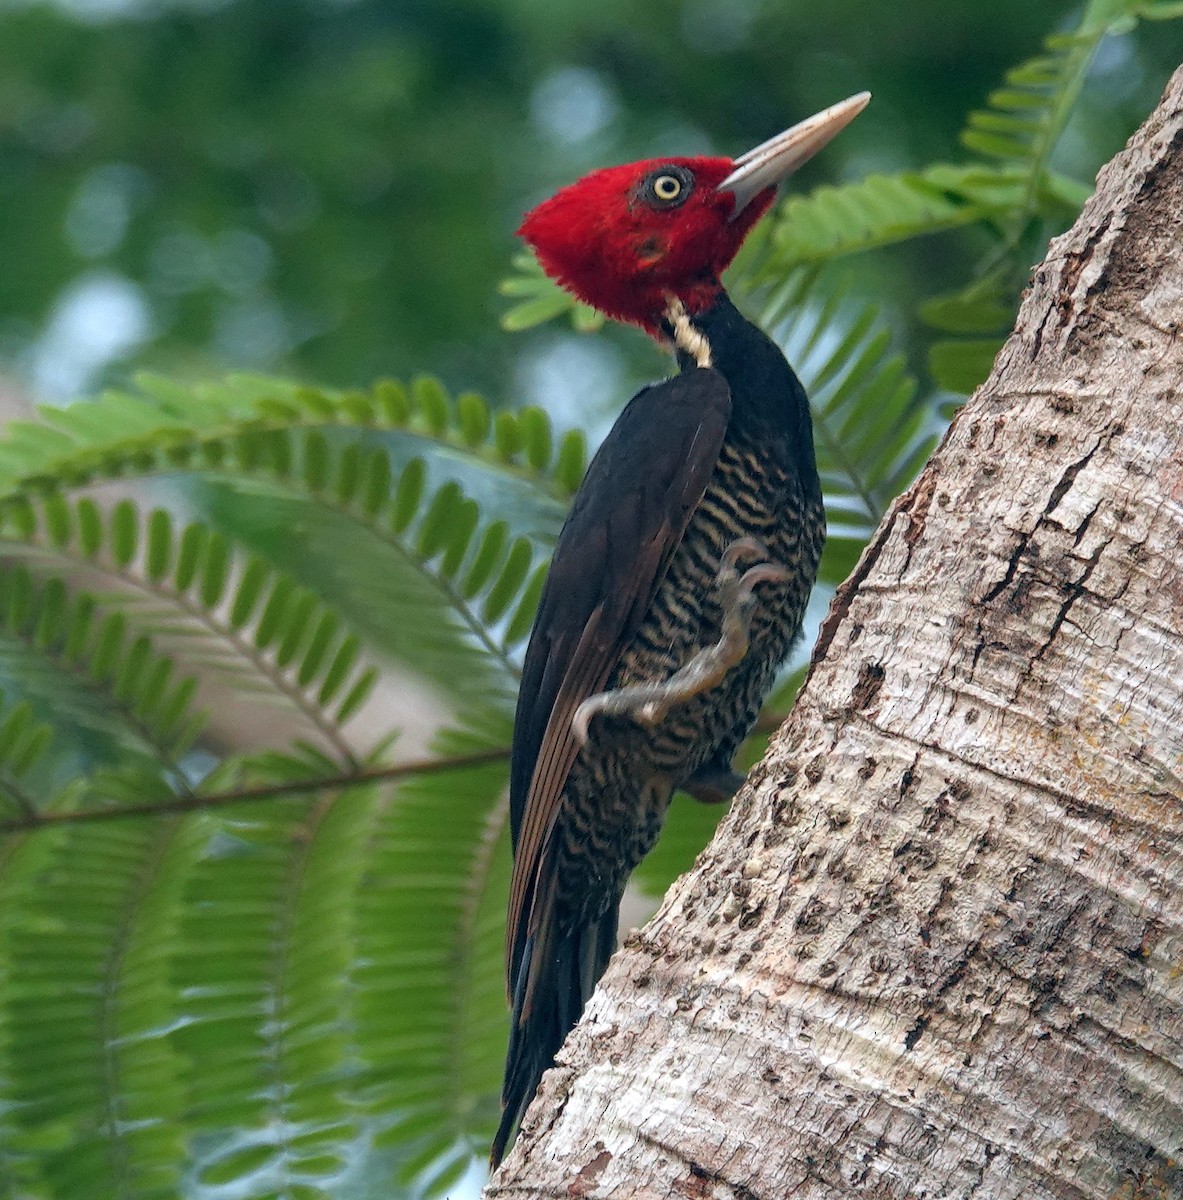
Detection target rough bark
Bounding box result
[486,68,1183,1200]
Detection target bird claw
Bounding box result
[719,535,768,574]
[572,538,790,744]
[572,686,669,745]
[717,536,790,610]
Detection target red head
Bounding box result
[520,157,769,334]
[519,92,870,338]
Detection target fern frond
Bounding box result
[2,817,195,1200]
[189,435,553,706]
[354,726,509,1179]
[0,829,55,1200]
[0,380,567,727]
[2,498,378,762]
[759,163,1024,276]
[0,374,588,510]
[0,566,203,791]
[175,789,371,1193]
[960,0,1144,227]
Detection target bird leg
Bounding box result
[572,538,789,744]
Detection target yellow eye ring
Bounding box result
[652,174,682,201]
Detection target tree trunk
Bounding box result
[486,68,1183,1200]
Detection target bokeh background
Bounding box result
[2,0,1178,423]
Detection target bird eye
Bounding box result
[641,166,693,208]
[652,174,682,201]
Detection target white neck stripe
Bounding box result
[664,296,713,369]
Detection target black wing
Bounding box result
[505,367,731,990]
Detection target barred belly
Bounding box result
[552,435,824,931]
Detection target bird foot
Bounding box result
[572,538,789,744]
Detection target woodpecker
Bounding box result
[493,93,869,1166]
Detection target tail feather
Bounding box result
[490,903,619,1167]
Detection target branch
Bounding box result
[0,746,510,833]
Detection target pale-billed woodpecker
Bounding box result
[493,92,869,1165]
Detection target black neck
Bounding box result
[667,292,819,492]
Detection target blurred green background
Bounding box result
[1,0,1178,421]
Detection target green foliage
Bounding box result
[0,371,551,1198]
[500,253,605,335]
[0,6,1178,1199]
[0,373,586,507]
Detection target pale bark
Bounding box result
[486,68,1183,1200]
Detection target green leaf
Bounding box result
[334,441,362,506]
[353,729,510,1156]
[499,252,603,332]
[296,612,339,687]
[1,819,195,1198]
[555,429,587,494]
[361,449,393,517]
[482,538,533,624]
[439,498,480,578]
[392,459,427,532]
[765,164,1011,271]
[520,407,552,471]
[41,493,71,548]
[276,591,316,668]
[256,576,295,649]
[494,411,524,461]
[418,482,463,561]
[374,378,411,424]
[461,520,509,599]
[229,556,270,629]
[33,579,67,650]
[920,294,1013,334]
[90,612,127,681]
[110,500,138,568]
[145,509,173,583]
[503,564,546,648]
[302,429,330,493]
[457,392,491,447]
[336,665,378,723]
[174,523,206,592]
[317,635,361,707]
[413,376,450,436]
[954,4,1121,238]
[199,532,231,608]
[76,498,102,557]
